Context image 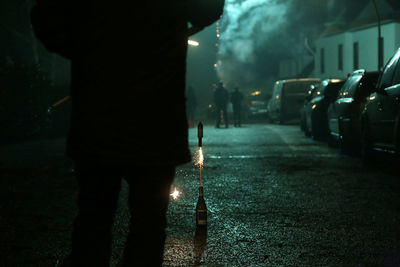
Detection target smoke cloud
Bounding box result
[216,0,289,88]
[215,0,374,90]
[219,0,288,63]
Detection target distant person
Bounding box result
[31,1,224,267]
[231,87,244,127]
[186,85,197,128]
[213,82,229,128]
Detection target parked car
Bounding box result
[246,90,269,120]
[300,84,319,132]
[304,78,345,140]
[362,48,400,160]
[327,70,380,153]
[268,78,321,124]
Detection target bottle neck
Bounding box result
[198,186,204,197]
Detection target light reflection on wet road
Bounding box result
[159,124,400,266]
[1,124,400,266]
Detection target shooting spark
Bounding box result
[197,147,204,166]
[170,187,181,200]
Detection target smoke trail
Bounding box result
[216,0,289,87]
[219,0,288,63]
[215,0,377,89]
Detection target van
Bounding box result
[267,78,321,124]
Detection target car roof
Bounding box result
[275,78,321,84]
[350,69,380,77]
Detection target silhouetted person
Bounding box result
[213,82,229,128]
[31,1,224,266]
[186,85,197,128]
[231,87,243,127]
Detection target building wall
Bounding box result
[279,55,314,79]
[279,59,298,78]
[314,22,400,79]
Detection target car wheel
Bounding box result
[279,114,285,125]
[312,122,320,140]
[327,133,337,147]
[327,119,337,147]
[300,113,306,132]
[311,114,323,141]
[338,117,350,154]
[304,116,310,137]
[361,116,375,165]
[395,112,400,155]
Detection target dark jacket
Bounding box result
[31,0,224,166]
[214,86,229,107]
[231,90,243,108]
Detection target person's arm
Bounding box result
[30,0,73,59]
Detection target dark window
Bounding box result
[378,50,400,89]
[339,75,359,97]
[357,73,380,98]
[392,59,400,85]
[346,75,362,96]
[320,48,325,74]
[338,44,343,71]
[353,42,359,70]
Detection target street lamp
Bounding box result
[188,40,200,46]
[372,0,383,70]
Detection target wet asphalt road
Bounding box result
[1,124,400,266]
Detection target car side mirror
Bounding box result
[376,82,391,93]
[384,84,400,98]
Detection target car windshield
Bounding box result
[339,75,362,97]
[315,80,329,96]
[283,81,320,96]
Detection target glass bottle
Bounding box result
[196,186,207,226]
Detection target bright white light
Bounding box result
[197,147,204,166]
[170,188,180,200]
[188,40,199,46]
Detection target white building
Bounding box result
[277,0,400,80]
[314,20,400,79]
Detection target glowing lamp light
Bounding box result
[188,40,199,46]
[251,91,261,96]
[170,188,181,200]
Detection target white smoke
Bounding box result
[216,0,290,87]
